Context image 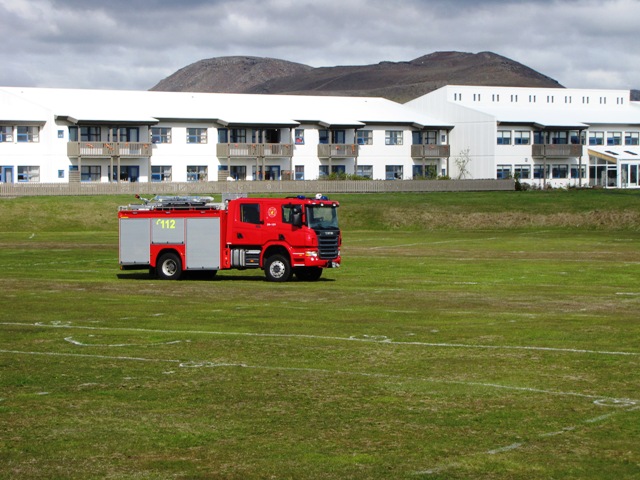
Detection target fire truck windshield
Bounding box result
[307,205,339,230]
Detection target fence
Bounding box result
[0,179,514,197]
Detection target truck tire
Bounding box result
[265,254,291,282]
[157,252,182,280]
[294,267,322,281]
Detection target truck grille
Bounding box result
[317,230,340,259]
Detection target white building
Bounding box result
[3,85,640,188]
[406,85,640,188]
[0,87,451,184]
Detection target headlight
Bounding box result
[305,250,319,258]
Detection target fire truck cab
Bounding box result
[118,194,341,282]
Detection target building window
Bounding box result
[425,130,438,144]
[151,166,172,182]
[571,165,586,179]
[588,131,604,146]
[496,165,512,179]
[319,130,329,145]
[551,164,569,179]
[0,126,13,142]
[18,166,40,182]
[295,165,305,180]
[356,165,373,179]
[187,128,207,144]
[151,127,172,144]
[511,94,518,102]
[569,130,581,145]
[492,94,499,102]
[607,131,622,146]
[385,131,403,145]
[514,131,530,145]
[218,128,228,143]
[565,96,572,104]
[230,128,246,143]
[473,93,481,101]
[332,130,345,144]
[550,131,568,145]
[69,126,101,142]
[357,130,373,145]
[625,131,639,145]
[533,131,545,145]
[81,166,101,182]
[529,95,536,103]
[533,165,547,179]
[454,93,462,101]
[600,96,607,104]
[295,129,305,145]
[385,165,403,180]
[547,95,555,103]
[17,126,39,143]
[109,127,139,142]
[497,130,512,145]
[187,165,207,181]
[582,96,590,104]
[514,165,531,179]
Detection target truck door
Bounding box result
[231,201,263,245]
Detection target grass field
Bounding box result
[1,190,639,479]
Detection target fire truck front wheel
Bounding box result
[157,252,183,280]
[265,254,292,282]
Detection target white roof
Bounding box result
[588,146,640,162]
[432,85,640,128]
[0,87,450,129]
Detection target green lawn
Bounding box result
[0,190,639,479]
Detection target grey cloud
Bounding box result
[0,0,638,91]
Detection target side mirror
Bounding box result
[292,207,303,227]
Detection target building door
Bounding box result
[1,167,13,183]
[111,166,140,182]
[621,163,639,187]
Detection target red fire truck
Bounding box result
[118,194,341,282]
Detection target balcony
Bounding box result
[67,142,152,158]
[317,144,359,158]
[532,144,583,157]
[411,144,451,158]
[217,143,293,158]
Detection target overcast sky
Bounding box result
[1,0,638,92]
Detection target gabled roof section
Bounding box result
[0,87,450,130]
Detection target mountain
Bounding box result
[150,51,565,102]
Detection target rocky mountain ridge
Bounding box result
[150,51,565,103]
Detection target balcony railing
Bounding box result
[532,144,583,157]
[217,143,293,158]
[67,142,152,158]
[317,144,359,158]
[411,144,451,158]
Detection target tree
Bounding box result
[454,148,472,179]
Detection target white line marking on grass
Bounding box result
[3,348,636,407]
[487,443,522,455]
[540,426,576,437]
[2,322,638,357]
[584,413,614,423]
[0,349,181,364]
[64,336,184,347]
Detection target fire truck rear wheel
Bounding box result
[294,267,323,281]
[157,252,182,280]
[265,254,291,282]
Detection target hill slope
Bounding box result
[150,51,563,102]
